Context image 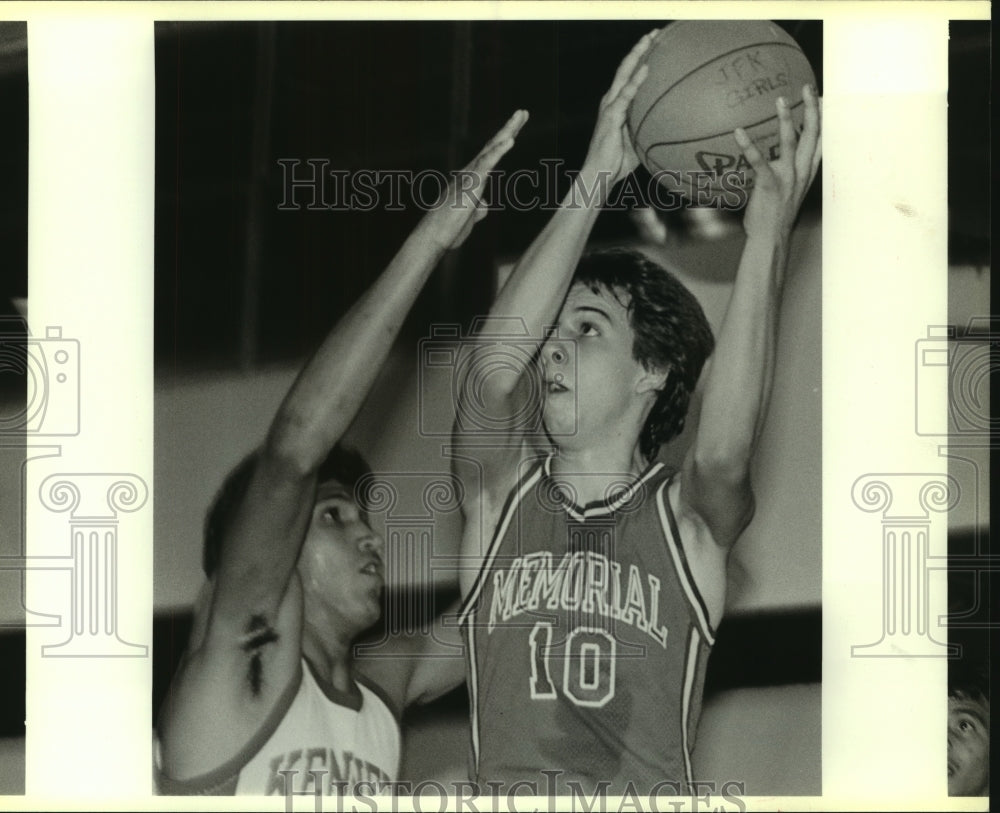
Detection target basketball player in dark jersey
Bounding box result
[155,111,528,796]
[451,31,821,797]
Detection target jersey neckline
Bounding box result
[303,657,364,712]
[541,452,666,521]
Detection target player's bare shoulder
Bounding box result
[454,452,515,600]
[666,472,732,631]
[454,437,544,599]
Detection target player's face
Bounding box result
[947,695,990,796]
[541,282,663,444]
[297,480,385,635]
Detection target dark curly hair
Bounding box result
[949,658,990,706]
[202,443,373,577]
[572,247,715,460]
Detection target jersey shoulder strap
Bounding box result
[654,475,716,645]
[458,453,549,624]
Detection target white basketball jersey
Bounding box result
[157,659,400,796]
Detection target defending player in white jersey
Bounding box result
[452,31,821,795]
[155,111,527,796]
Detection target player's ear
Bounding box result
[635,363,669,395]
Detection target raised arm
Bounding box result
[680,86,822,549]
[158,117,527,782]
[206,111,529,632]
[452,32,656,480]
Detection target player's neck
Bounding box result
[550,440,650,506]
[301,619,357,696]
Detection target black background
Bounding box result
[152,20,825,372]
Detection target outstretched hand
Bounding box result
[427,109,529,250]
[581,29,658,190]
[735,84,822,239]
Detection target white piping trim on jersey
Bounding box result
[656,480,716,647]
[680,627,700,789]
[458,463,545,628]
[459,462,545,772]
[466,612,481,770]
[543,454,666,522]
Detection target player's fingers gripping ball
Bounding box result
[627,20,817,201]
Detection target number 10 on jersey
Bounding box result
[529,621,617,708]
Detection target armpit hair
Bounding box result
[240,614,280,695]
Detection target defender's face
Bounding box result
[297,480,384,634]
[541,282,661,443]
[947,695,990,796]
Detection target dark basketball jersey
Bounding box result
[459,454,715,797]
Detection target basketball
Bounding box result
[628,20,817,199]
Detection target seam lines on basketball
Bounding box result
[644,99,805,151]
[632,41,808,151]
